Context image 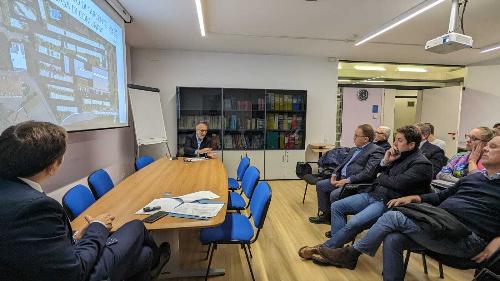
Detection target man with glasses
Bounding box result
[415,123,447,179]
[309,124,384,224]
[374,126,392,151]
[299,125,433,261]
[183,121,216,158]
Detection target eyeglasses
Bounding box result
[465,134,485,142]
[354,134,367,138]
[375,132,384,134]
[197,129,208,133]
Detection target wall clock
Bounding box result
[357,89,369,101]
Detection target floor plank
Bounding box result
[167,180,475,281]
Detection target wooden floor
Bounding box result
[169,180,475,281]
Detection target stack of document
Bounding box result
[184,157,208,162]
[136,191,224,219]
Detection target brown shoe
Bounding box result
[298,245,321,260]
[315,246,361,270]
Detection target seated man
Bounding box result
[374,126,392,151]
[0,121,169,281]
[310,135,500,281]
[416,122,447,178]
[299,125,433,259]
[183,120,216,158]
[309,124,384,224]
[426,122,446,151]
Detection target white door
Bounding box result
[264,150,285,180]
[394,97,418,135]
[284,150,305,179]
[421,86,463,158]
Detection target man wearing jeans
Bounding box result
[309,124,384,224]
[310,135,500,281]
[299,126,433,260]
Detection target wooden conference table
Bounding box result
[71,157,229,278]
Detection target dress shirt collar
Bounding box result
[419,140,428,149]
[482,171,500,180]
[18,177,44,193]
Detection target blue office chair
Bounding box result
[88,169,114,199]
[227,166,260,211]
[62,184,96,220]
[228,156,250,191]
[135,155,155,171]
[200,181,272,281]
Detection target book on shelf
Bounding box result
[223,133,263,150]
[179,115,222,130]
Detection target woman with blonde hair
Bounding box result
[436,126,495,183]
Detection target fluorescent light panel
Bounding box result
[355,0,446,46]
[354,65,386,71]
[361,80,385,83]
[397,67,428,72]
[195,0,206,37]
[338,79,351,82]
[480,42,500,53]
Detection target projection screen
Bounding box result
[0,0,127,132]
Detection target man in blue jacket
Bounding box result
[0,121,169,281]
[309,124,385,224]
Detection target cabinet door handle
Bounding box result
[282,155,284,162]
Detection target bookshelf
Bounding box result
[176,87,307,179]
[265,90,307,150]
[176,87,222,154]
[223,88,265,150]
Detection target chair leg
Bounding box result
[248,244,253,259]
[422,253,428,274]
[438,261,444,279]
[403,251,411,279]
[242,244,256,281]
[205,244,217,281]
[302,183,308,204]
[205,243,212,260]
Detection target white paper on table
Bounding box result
[170,202,224,218]
[184,157,208,162]
[172,191,220,203]
[135,198,182,215]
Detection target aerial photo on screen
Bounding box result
[0,0,127,132]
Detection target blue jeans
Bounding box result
[353,211,487,281]
[315,178,342,213]
[323,193,386,248]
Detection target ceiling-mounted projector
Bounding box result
[425,0,472,54]
[425,32,473,54]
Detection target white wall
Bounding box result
[381,89,421,142]
[130,49,338,161]
[460,58,500,146]
[340,88,383,146]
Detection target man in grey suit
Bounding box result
[309,124,385,224]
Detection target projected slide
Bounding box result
[0,0,127,132]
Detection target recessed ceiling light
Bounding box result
[338,64,342,70]
[480,42,500,53]
[338,79,351,82]
[354,65,386,71]
[355,0,446,46]
[195,0,206,37]
[361,80,385,83]
[397,67,428,73]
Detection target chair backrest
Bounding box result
[236,156,250,180]
[88,169,114,198]
[135,155,155,171]
[62,184,96,220]
[249,181,272,229]
[241,166,260,199]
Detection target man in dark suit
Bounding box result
[416,123,448,178]
[183,121,216,158]
[0,121,169,281]
[309,124,385,224]
[374,126,392,151]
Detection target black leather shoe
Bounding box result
[325,231,331,238]
[151,242,171,279]
[308,213,331,224]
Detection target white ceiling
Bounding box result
[121,0,500,65]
